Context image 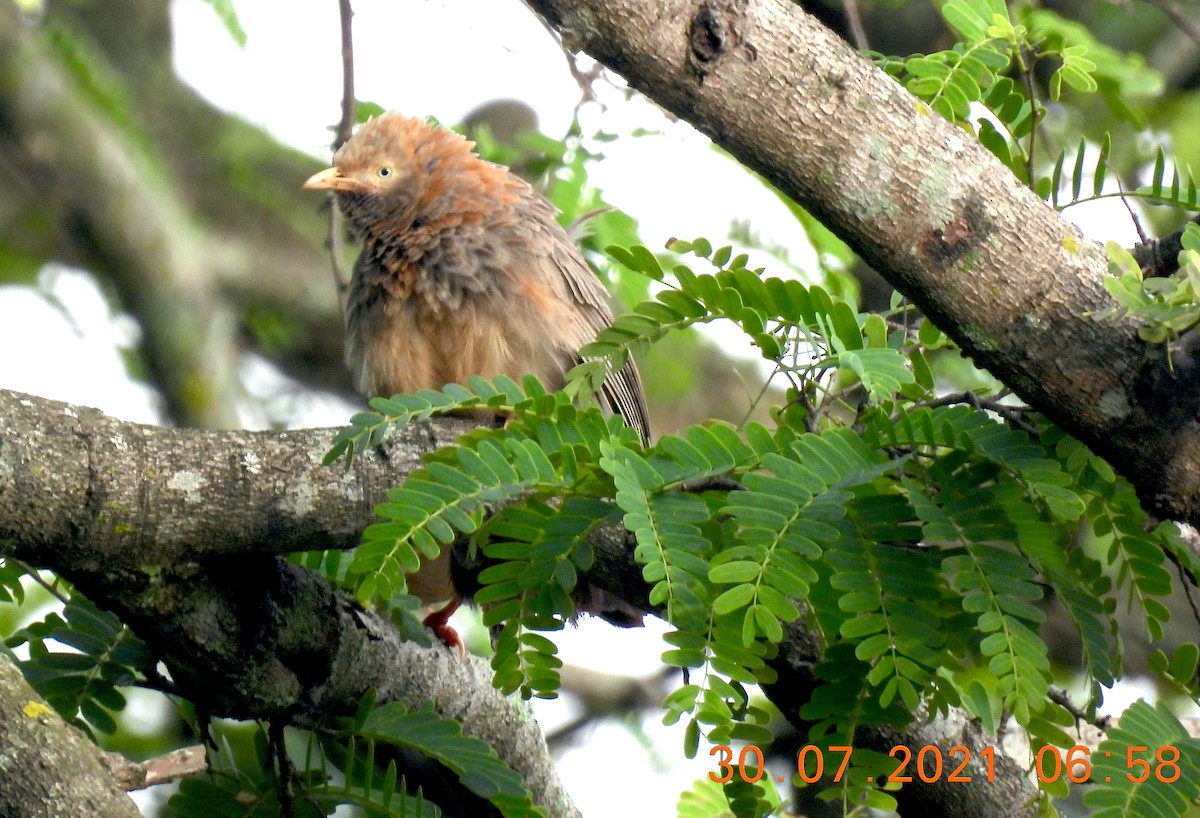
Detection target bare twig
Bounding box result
[1100,164,1149,246]
[1166,532,1200,633]
[1145,0,1200,50]
[335,0,358,152]
[1116,178,1149,245]
[1019,47,1039,186]
[103,745,208,791]
[738,363,779,430]
[921,390,1041,436]
[1131,213,1200,278]
[842,0,869,50]
[1048,686,1110,732]
[323,0,359,302]
[8,558,69,604]
[536,13,605,117]
[269,719,296,818]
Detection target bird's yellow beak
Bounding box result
[303,166,353,191]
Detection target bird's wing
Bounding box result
[541,222,651,444]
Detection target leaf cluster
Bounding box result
[1100,225,1200,349]
[7,2,1200,814]
[5,596,156,738]
[316,233,1198,816]
[872,0,1199,217]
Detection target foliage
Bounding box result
[676,773,783,818]
[1082,701,1200,818]
[356,701,544,817]
[1098,224,1200,348]
[168,721,441,818]
[309,13,1200,787]
[327,226,1195,813]
[5,594,157,739]
[870,0,1200,218]
[199,0,248,48]
[0,559,26,606]
[5,0,1200,815]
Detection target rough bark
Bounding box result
[0,390,578,818]
[525,0,1200,527]
[0,651,142,818]
[3,0,1195,814]
[0,387,1040,817]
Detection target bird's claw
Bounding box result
[422,600,465,658]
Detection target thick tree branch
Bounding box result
[525,0,1200,526]
[0,652,142,817]
[0,391,583,810]
[1131,212,1200,278]
[0,389,577,817]
[0,388,1042,816]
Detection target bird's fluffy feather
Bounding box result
[334,114,649,440]
[311,113,648,627]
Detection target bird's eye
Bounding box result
[377,166,392,178]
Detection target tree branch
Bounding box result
[524,0,1200,527]
[0,389,578,817]
[0,387,1045,816]
[0,652,142,817]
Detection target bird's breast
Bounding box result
[345,254,564,398]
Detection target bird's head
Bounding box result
[304,113,469,235]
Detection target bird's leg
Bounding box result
[194,705,218,750]
[423,598,464,655]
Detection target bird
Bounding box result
[304,113,648,647]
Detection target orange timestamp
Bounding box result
[710,744,999,785]
[708,743,1184,786]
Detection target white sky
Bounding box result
[0,1,1157,814]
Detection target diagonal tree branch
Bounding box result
[524,0,1200,526]
[0,651,143,817]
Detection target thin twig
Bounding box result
[324,0,359,302]
[738,364,779,430]
[8,558,69,604]
[269,719,295,818]
[1019,47,1039,187]
[1102,165,1149,246]
[137,664,183,697]
[1114,174,1149,245]
[1145,0,1200,50]
[325,202,350,305]
[335,0,358,152]
[537,13,605,118]
[1131,212,1200,278]
[842,0,870,50]
[1168,546,1200,634]
[1049,686,1110,732]
[921,390,1041,436]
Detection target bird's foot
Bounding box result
[423,599,464,657]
